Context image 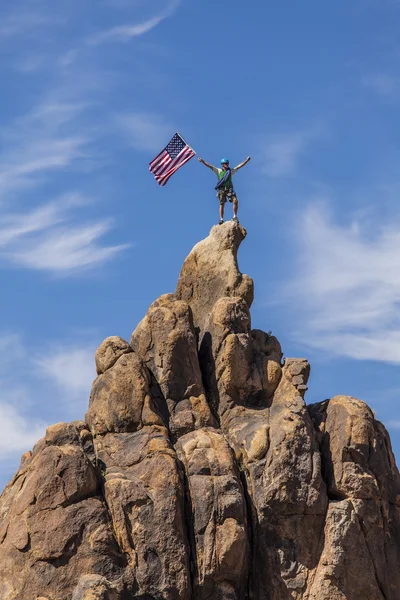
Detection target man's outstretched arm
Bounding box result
[233,156,251,171]
[198,157,217,171]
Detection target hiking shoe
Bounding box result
[232,216,239,223]
[219,219,224,225]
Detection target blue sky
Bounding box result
[1,0,400,490]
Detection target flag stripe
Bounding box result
[149,150,168,172]
[154,154,175,178]
[152,155,170,175]
[154,148,193,182]
[150,153,172,176]
[160,154,195,186]
[167,147,196,179]
[157,148,195,185]
[149,147,167,168]
[156,148,194,182]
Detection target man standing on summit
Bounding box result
[198,156,251,224]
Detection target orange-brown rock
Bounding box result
[176,428,249,599]
[1,220,399,600]
[86,352,163,435]
[0,422,125,600]
[130,294,216,439]
[308,396,400,599]
[94,426,190,599]
[175,222,254,336]
[95,336,133,375]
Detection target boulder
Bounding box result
[95,336,133,375]
[131,294,216,439]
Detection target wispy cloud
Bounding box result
[88,0,180,45]
[0,137,87,196]
[0,98,130,274]
[15,54,47,73]
[0,101,91,197]
[362,73,399,98]
[0,403,46,456]
[34,346,95,398]
[0,334,46,458]
[58,49,80,68]
[31,337,97,415]
[0,12,61,40]
[117,112,173,152]
[7,222,129,273]
[89,15,168,44]
[0,333,97,483]
[0,197,71,246]
[283,202,400,364]
[260,125,326,177]
[0,333,26,372]
[0,195,129,273]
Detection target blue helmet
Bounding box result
[220,158,229,165]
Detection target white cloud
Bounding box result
[34,346,95,397]
[88,0,180,45]
[28,102,89,128]
[117,112,173,152]
[0,333,98,485]
[0,403,46,456]
[90,15,167,44]
[0,196,129,273]
[15,54,47,73]
[283,203,400,364]
[0,335,47,458]
[362,74,399,97]
[0,100,91,197]
[0,12,61,39]
[0,137,87,196]
[8,222,129,273]
[0,333,26,372]
[58,49,80,68]
[0,99,130,274]
[260,126,326,177]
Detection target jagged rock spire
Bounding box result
[176,221,254,335]
[0,222,399,600]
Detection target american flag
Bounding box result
[149,133,196,186]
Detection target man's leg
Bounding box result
[218,192,226,223]
[219,201,225,221]
[233,197,239,218]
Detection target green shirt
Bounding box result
[211,166,239,188]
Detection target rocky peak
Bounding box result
[176,221,254,335]
[0,221,399,600]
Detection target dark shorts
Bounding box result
[216,186,237,205]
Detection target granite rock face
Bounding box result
[1,221,399,600]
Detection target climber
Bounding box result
[198,156,251,224]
